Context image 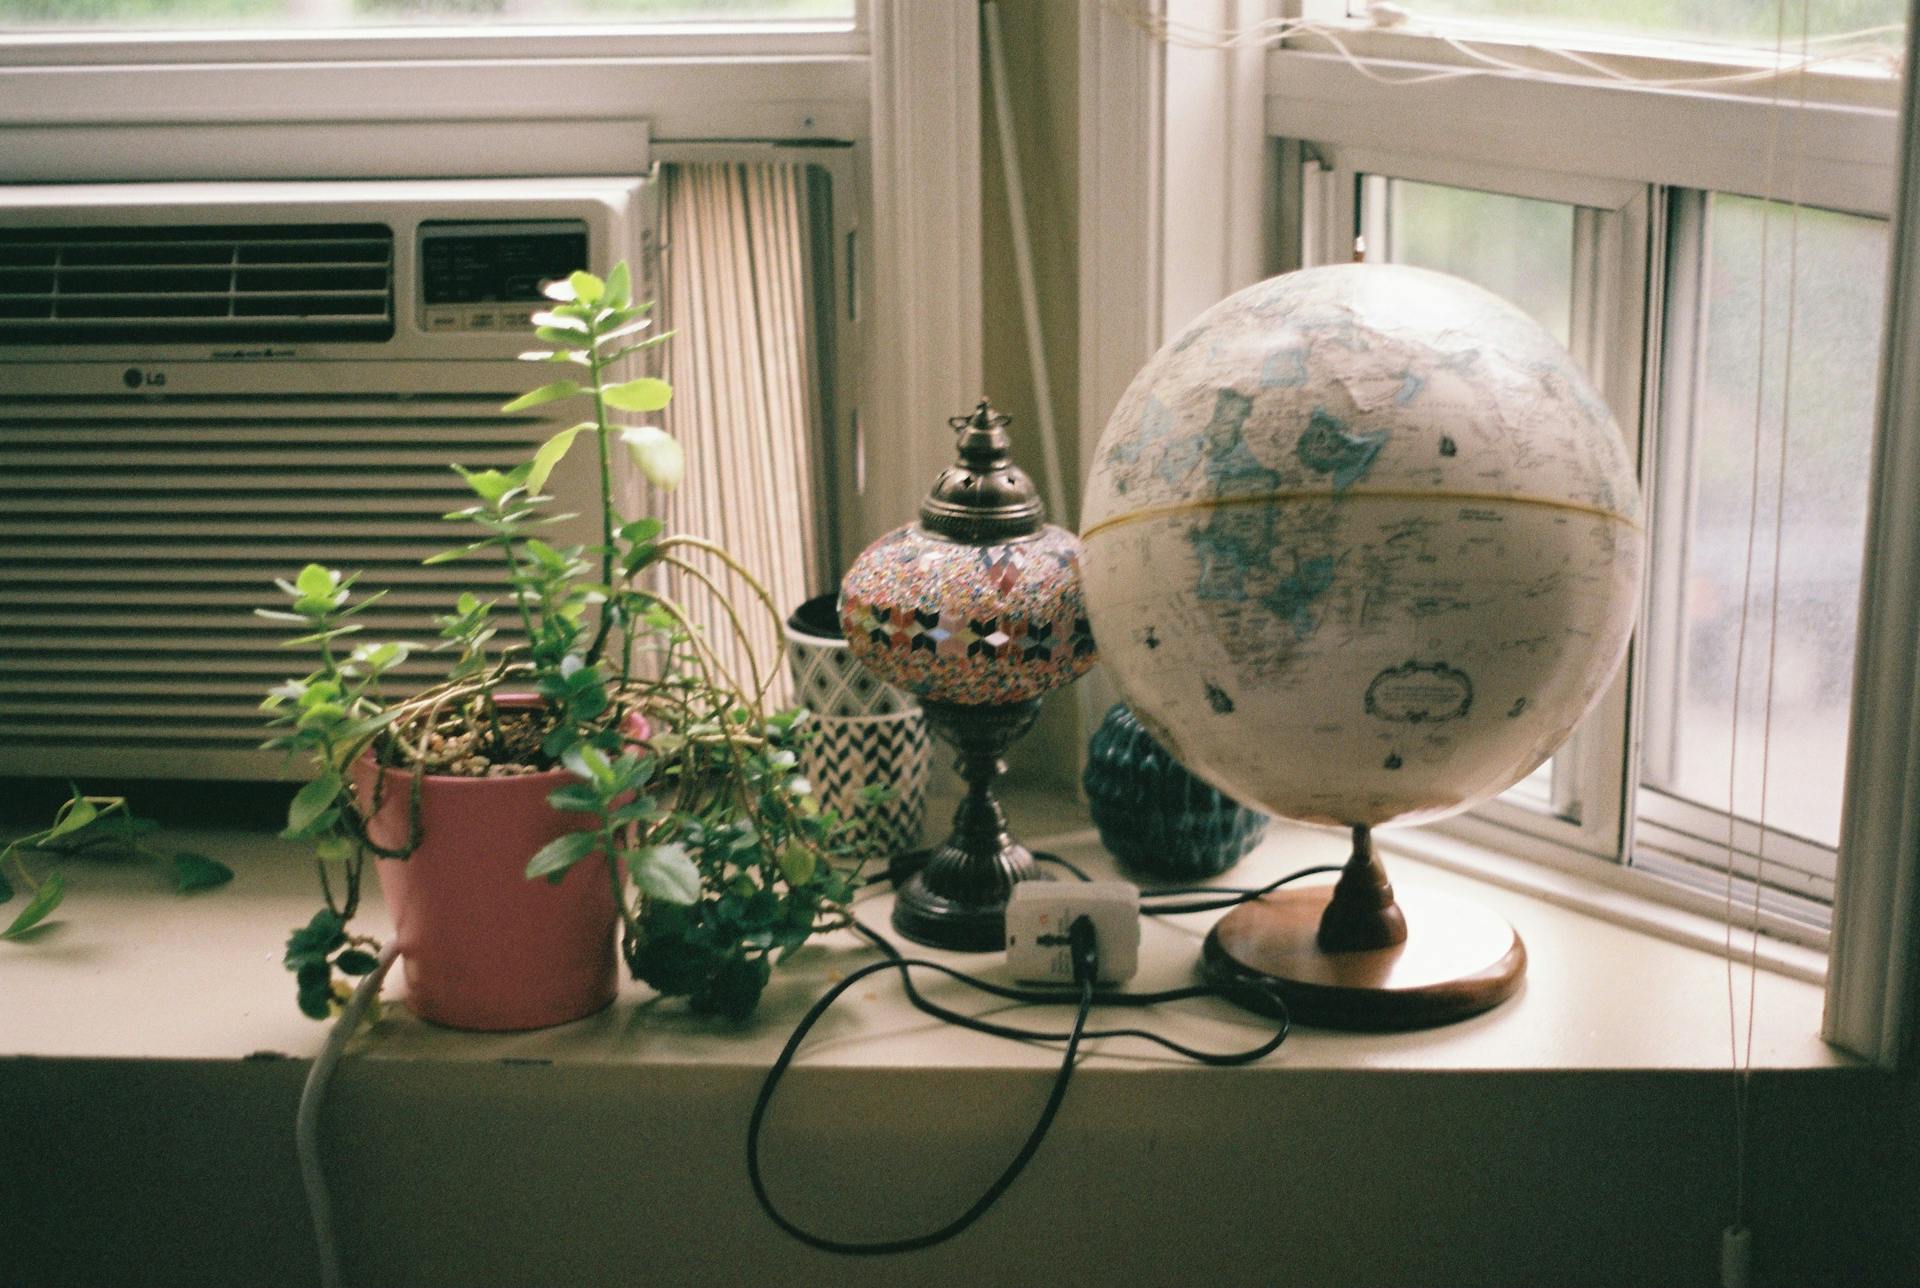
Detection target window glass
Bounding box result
[1355,0,1904,51]
[1381,178,1575,346]
[1644,195,1885,849]
[0,0,849,33]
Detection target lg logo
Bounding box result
[122,368,166,389]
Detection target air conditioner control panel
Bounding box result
[418,219,590,334]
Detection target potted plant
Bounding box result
[261,264,862,1029]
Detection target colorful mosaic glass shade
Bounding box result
[840,524,1096,706]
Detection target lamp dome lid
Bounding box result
[919,400,1044,541]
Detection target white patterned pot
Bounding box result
[786,594,931,863]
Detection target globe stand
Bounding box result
[892,698,1055,951]
[1202,824,1525,1030]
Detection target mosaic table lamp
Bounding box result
[840,402,1096,949]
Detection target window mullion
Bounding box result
[1639,188,1708,795]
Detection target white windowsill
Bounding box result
[0,787,1849,1074]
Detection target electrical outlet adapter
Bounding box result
[1005,881,1141,984]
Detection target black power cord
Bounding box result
[747,861,1336,1256]
[746,918,1099,1257]
[1040,851,1345,915]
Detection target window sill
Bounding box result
[7,786,1899,1288]
[0,787,1849,1074]
[1391,813,1831,985]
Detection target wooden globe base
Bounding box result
[1203,826,1525,1030]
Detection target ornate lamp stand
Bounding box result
[840,403,1096,951]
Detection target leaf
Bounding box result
[604,261,631,309]
[618,518,663,545]
[693,953,771,1022]
[335,949,380,976]
[295,564,337,598]
[596,316,653,346]
[631,844,700,905]
[601,377,673,413]
[608,798,659,827]
[314,835,356,863]
[0,866,12,904]
[297,980,334,1020]
[44,795,99,842]
[501,380,583,414]
[296,701,347,731]
[561,743,614,790]
[171,852,234,893]
[568,270,606,306]
[286,908,348,966]
[524,831,600,882]
[545,783,601,814]
[777,843,817,886]
[286,625,363,648]
[350,641,411,672]
[541,277,577,303]
[525,422,593,494]
[622,427,685,491]
[283,774,342,840]
[2,874,64,940]
[451,465,523,507]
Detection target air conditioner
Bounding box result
[0,177,656,780]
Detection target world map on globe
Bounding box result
[1081,263,1644,830]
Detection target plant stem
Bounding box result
[585,314,619,668]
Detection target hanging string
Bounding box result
[1722,0,1815,1249]
[1097,0,1901,91]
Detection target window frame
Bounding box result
[1080,0,1920,1067]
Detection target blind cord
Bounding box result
[1720,4,1815,1276]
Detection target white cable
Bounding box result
[296,943,400,1288]
[982,0,1071,527]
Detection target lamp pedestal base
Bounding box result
[891,698,1053,952]
[1203,825,1525,1030]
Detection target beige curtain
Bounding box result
[651,161,829,710]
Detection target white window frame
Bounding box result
[1081,0,1920,1068]
[0,0,980,564]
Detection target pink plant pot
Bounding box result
[353,757,619,1032]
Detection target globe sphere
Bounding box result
[1081,263,1643,829]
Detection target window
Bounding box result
[1080,1,1920,1061]
[1322,153,1885,940]
[1634,192,1886,922]
[1282,6,1903,944]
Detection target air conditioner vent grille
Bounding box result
[0,394,568,775]
[0,223,395,344]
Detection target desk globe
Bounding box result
[1081,263,1642,1029]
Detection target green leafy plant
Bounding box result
[2,792,233,940]
[260,263,864,1022]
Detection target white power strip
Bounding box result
[1005,881,1141,985]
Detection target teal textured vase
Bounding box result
[1083,704,1268,880]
